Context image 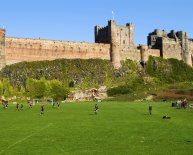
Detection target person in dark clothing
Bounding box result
[94,104,99,115]
[149,104,152,115]
[40,104,44,115]
[20,104,23,110]
[52,100,55,108]
[16,102,19,111]
[57,102,60,108]
[4,101,8,108]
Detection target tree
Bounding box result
[50,80,69,101]
[26,78,46,98]
[0,79,12,97]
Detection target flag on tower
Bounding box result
[112,11,114,20]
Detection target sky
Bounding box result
[0,0,193,44]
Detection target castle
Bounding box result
[0,20,193,70]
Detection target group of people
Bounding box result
[176,98,188,109]
[1,96,98,115]
[16,102,23,111]
[52,101,60,108]
[1,96,46,115]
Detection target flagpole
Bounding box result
[112,11,114,20]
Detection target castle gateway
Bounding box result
[0,20,193,70]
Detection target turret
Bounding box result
[126,23,134,47]
[140,45,149,62]
[108,20,121,69]
[0,28,6,70]
[94,26,100,43]
[181,32,192,66]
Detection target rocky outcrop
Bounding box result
[66,86,107,102]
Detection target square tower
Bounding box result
[95,20,134,48]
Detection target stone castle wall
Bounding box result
[5,37,110,65]
[120,48,141,62]
[148,29,193,66]
[189,40,193,54]
[0,20,193,70]
[162,38,182,60]
[139,45,160,62]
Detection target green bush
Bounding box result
[107,85,132,96]
[0,79,13,97]
[107,76,145,96]
[50,80,69,101]
[26,78,46,98]
[25,78,69,100]
[145,56,193,83]
[68,80,75,87]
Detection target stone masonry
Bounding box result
[0,20,193,70]
[148,29,193,66]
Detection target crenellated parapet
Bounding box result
[95,20,135,68]
[5,37,111,65]
[0,20,192,70]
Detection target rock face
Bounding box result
[66,86,107,102]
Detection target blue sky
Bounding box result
[0,0,193,44]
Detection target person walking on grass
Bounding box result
[57,102,60,108]
[20,103,23,110]
[94,104,99,115]
[16,102,19,111]
[149,104,152,115]
[40,104,44,115]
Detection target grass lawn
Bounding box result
[0,101,193,155]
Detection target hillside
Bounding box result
[0,57,193,101]
[0,59,141,89]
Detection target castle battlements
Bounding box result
[0,20,193,70]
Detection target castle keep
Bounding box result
[0,20,193,70]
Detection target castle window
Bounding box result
[123,40,125,44]
[152,37,156,41]
[117,33,119,36]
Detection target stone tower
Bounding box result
[95,20,135,69]
[181,32,192,66]
[126,23,134,47]
[0,28,6,70]
[108,20,121,69]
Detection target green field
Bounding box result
[0,101,193,155]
